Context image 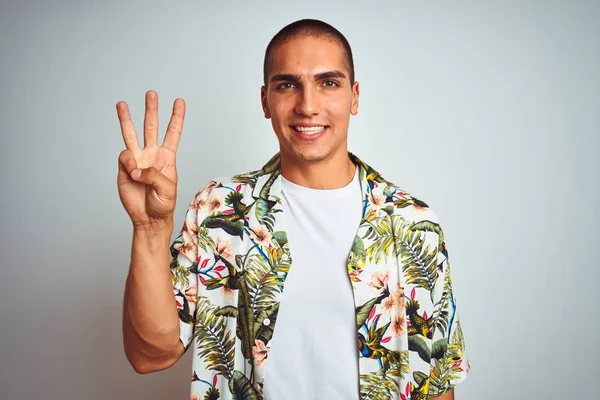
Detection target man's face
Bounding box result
[261,35,359,167]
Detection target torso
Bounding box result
[263,166,362,399]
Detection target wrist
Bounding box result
[132,218,174,239]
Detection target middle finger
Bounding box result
[144,90,159,148]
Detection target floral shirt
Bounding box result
[170,152,469,400]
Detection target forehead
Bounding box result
[269,36,348,77]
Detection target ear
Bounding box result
[261,86,271,119]
[350,81,360,116]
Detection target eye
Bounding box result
[322,80,339,87]
[277,82,296,90]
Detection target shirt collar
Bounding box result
[251,152,390,205]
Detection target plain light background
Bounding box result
[1,1,598,399]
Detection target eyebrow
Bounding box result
[270,70,347,83]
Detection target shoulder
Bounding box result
[187,168,262,210]
[354,153,442,226]
[379,179,449,262]
[379,178,442,225]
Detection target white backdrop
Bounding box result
[1,1,598,399]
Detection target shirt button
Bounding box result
[263,318,270,326]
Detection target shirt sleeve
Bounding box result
[169,182,216,353]
[427,238,470,397]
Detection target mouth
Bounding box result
[290,125,329,140]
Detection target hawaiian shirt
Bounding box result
[170,152,469,400]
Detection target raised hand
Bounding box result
[117,90,186,228]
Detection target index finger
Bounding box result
[116,101,141,151]
[162,98,186,152]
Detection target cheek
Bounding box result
[327,97,352,119]
[268,99,290,122]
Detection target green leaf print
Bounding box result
[170,257,192,288]
[356,297,380,329]
[253,303,279,345]
[254,198,277,227]
[193,297,235,380]
[359,370,396,400]
[431,338,449,361]
[452,320,466,352]
[364,217,395,264]
[408,334,431,363]
[214,306,238,318]
[203,387,220,400]
[395,221,438,293]
[409,220,444,247]
[352,235,365,255]
[359,351,409,400]
[432,269,453,334]
[246,249,290,313]
[228,370,260,400]
[197,226,215,253]
[237,273,254,363]
[272,231,288,247]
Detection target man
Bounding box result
[118,19,468,400]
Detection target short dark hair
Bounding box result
[263,19,355,86]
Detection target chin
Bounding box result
[288,145,337,164]
[276,130,344,165]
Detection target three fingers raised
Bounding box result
[116,92,185,153]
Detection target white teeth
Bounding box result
[294,126,326,134]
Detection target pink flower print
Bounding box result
[207,196,223,215]
[190,393,201,400]
[221,286,235,298]
[184,216,198,235]
[249,225,272,247]
[194,181,222,211]
[252,339,270,366]
[179,240,197,263]
[391,312,407,337]
[184,218,198,245]
[215,236,233,259]
[197,181,220,201]
[184,284,198,304]
[368,192,385,210]
[381,295,395,313]
[195,196,207,211]
[368,271,390,290]
[392,287,406,309]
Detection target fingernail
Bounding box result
[132,169,141,179]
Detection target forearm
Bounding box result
[122,220,182,372]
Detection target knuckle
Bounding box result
[166,125,181,136]
[118,150,130,163]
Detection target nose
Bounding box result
[294,85,321,116]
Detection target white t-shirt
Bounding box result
[263,167,363,399]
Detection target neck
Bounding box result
[280,149,356,190]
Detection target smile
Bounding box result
[293,125,326,133]
[289,125,329,141]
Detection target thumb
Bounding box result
[131,167,175,196]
